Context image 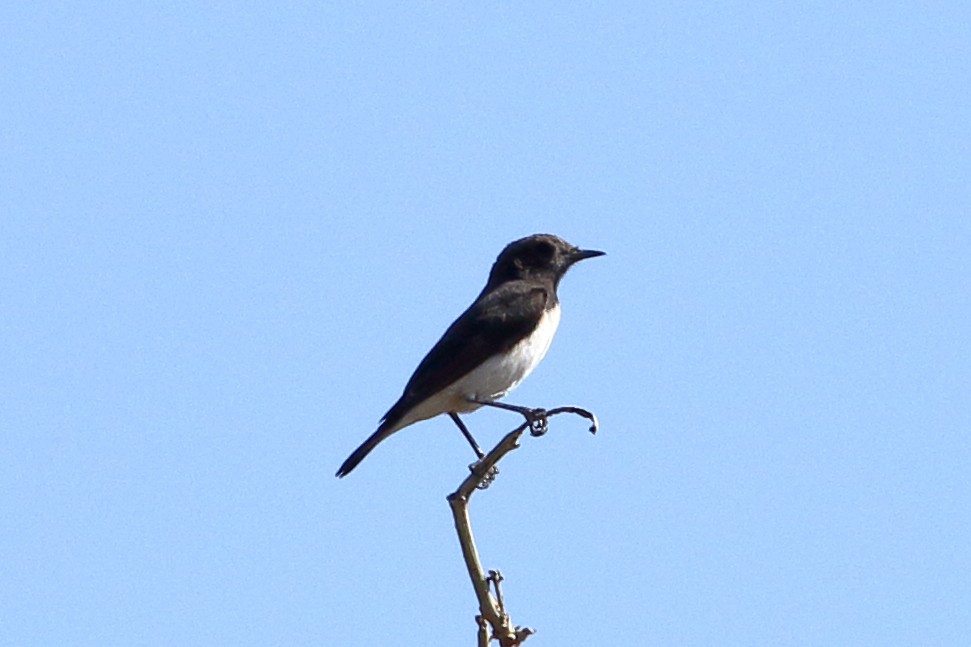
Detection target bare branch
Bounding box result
[447,405,597,645]
[476,615,489,647]
[544,405,598,434]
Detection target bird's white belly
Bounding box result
[391,305,561,430]
[450,304,561,408]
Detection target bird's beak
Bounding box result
[570,248,606,263]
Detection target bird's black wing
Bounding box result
[381,280,550,426]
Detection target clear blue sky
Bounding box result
[2,3,969,645]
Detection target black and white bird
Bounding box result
[336,233,604,478]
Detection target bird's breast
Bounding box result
[450,304,561,407]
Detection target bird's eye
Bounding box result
[534,241,555,258]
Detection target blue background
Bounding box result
[2,3,969,645]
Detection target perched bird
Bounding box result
[336,233,604,477]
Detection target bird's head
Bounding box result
[486,233,605,288]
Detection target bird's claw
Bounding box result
[469,461,499,489]
[527,408,549,436]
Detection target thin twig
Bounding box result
[488,570,506,617]
[448,423,527,645]
[447,405,597,646]
[544,405,599,434]
[476,615,489,647]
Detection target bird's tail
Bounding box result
[335,421,395,478]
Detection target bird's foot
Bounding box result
[469,461,499,489]
[525,408,549,436]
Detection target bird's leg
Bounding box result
[466,397,549,436]
[449,412,498,487]
[449,412,484,458]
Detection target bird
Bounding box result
[336,233,604,478]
